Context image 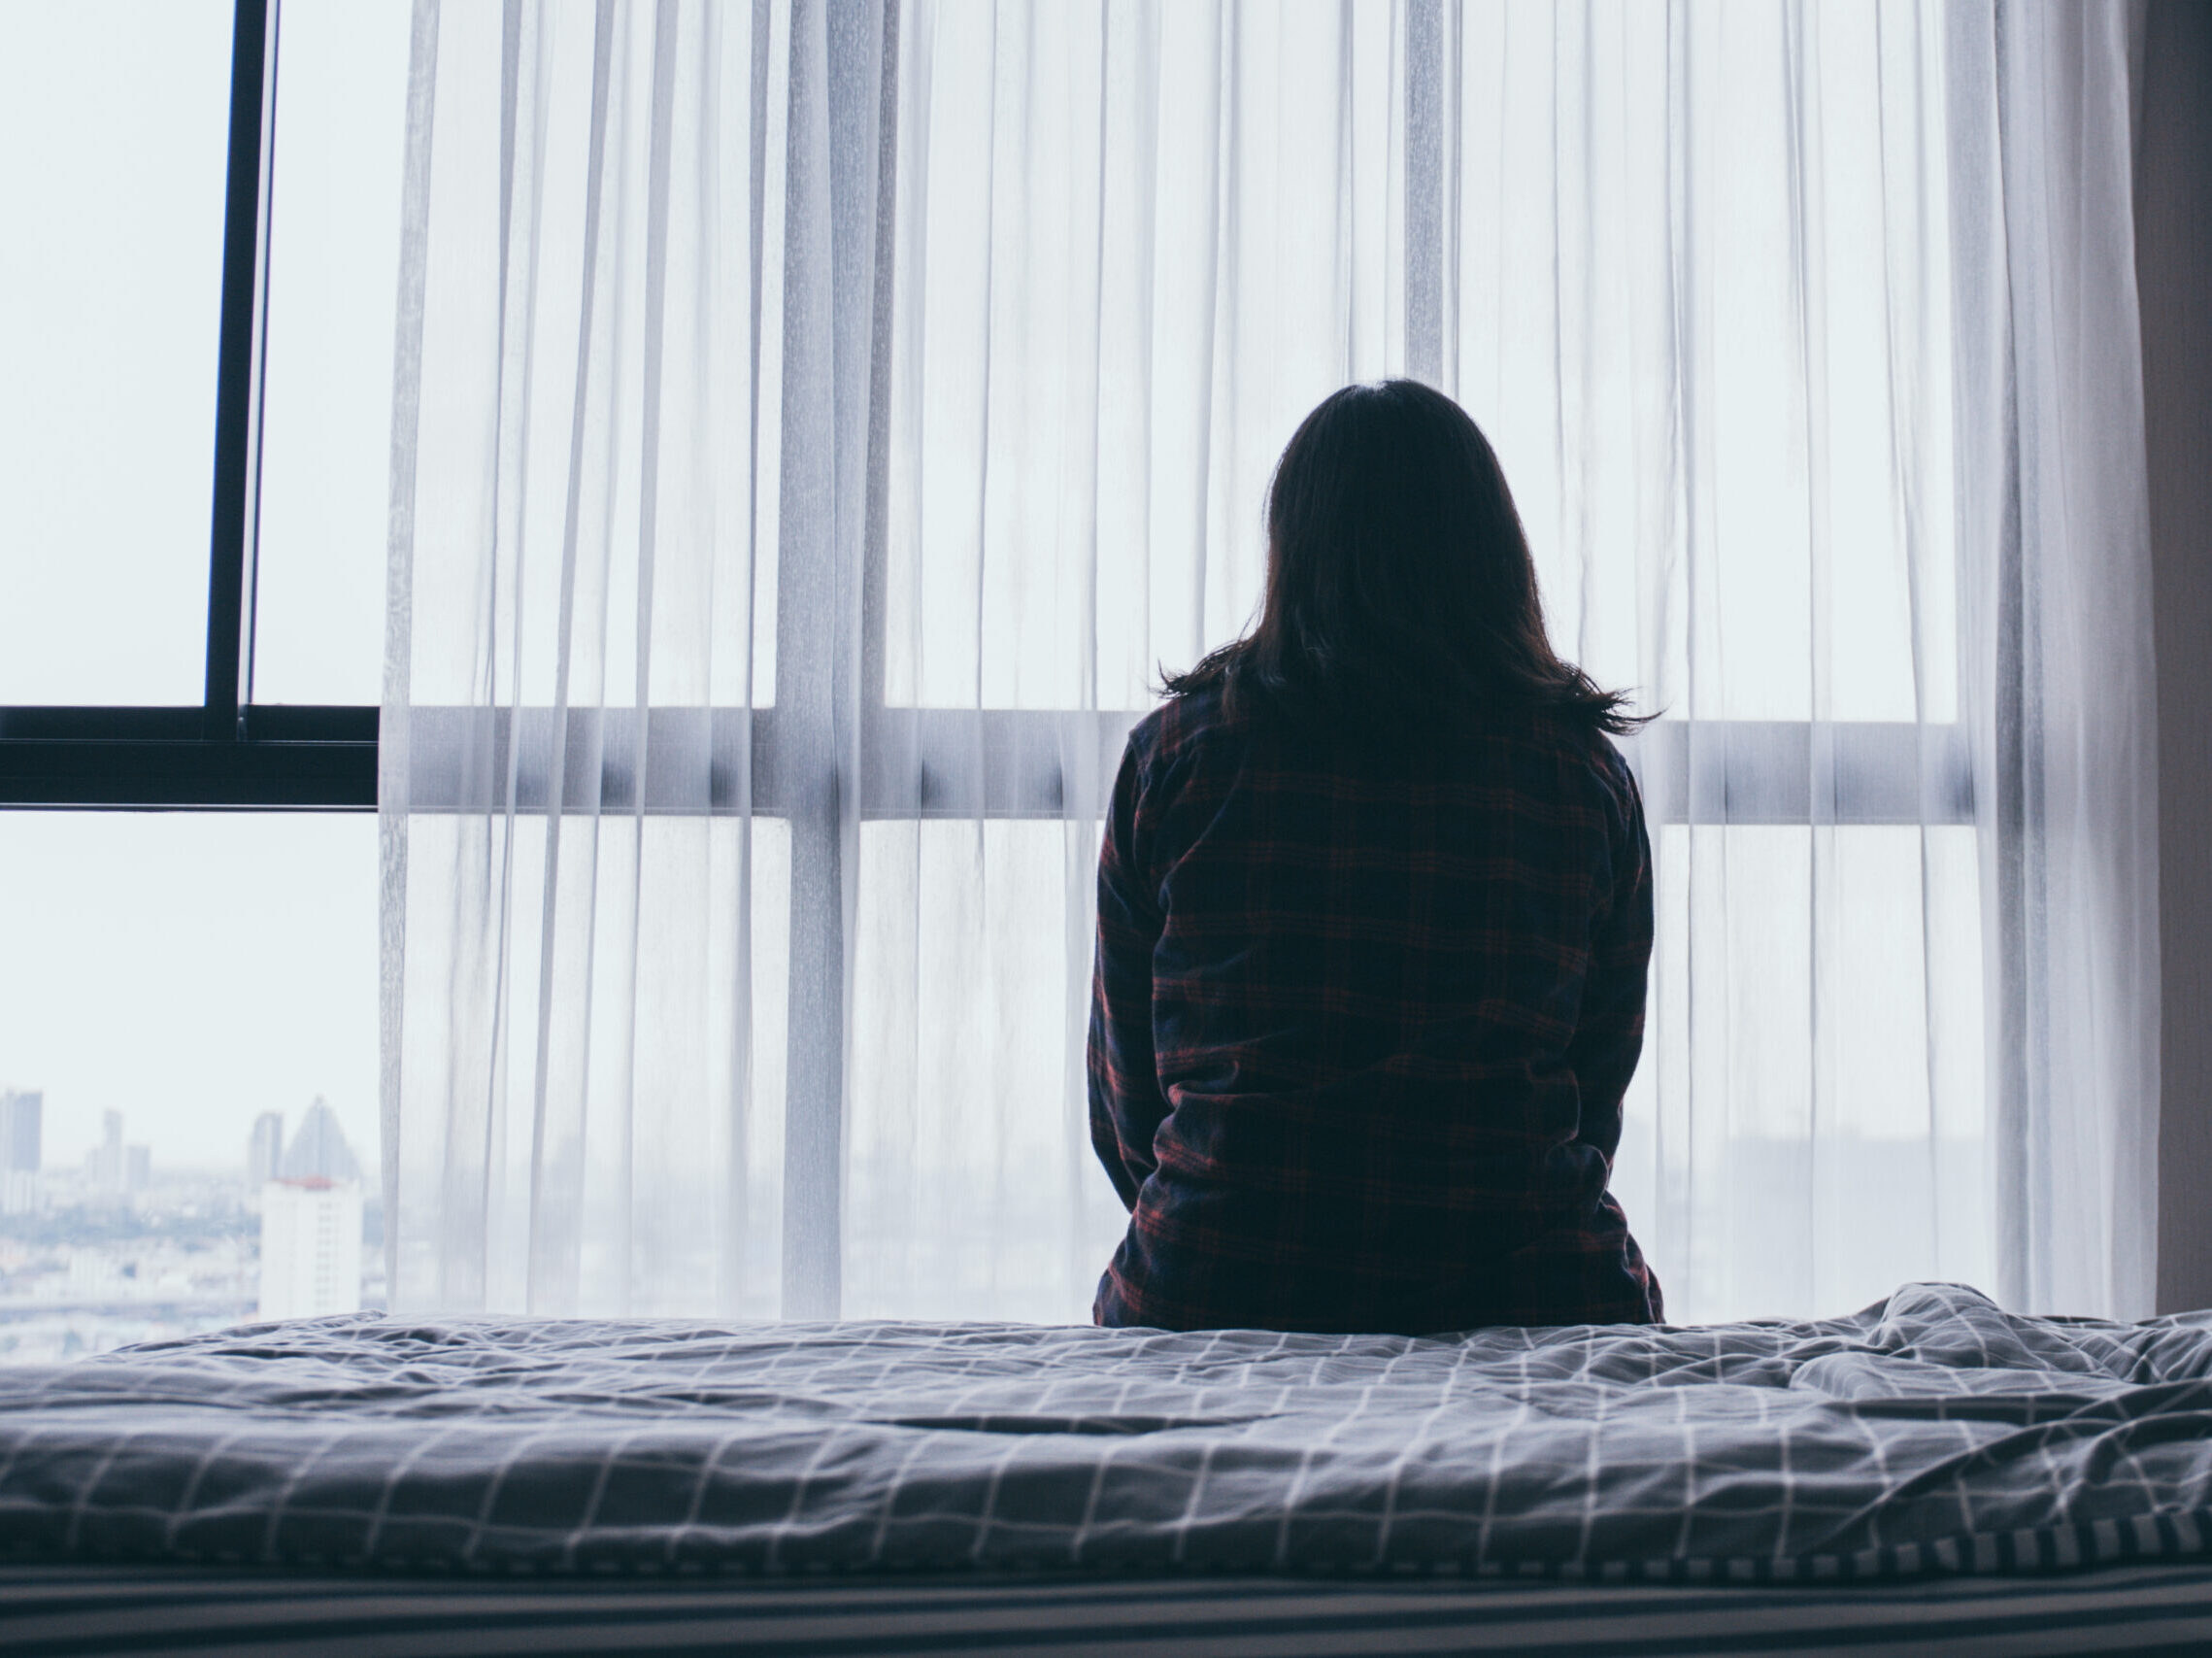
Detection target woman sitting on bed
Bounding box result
[1088,379,1661,1336]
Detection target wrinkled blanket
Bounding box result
[2,1283,2208,1579]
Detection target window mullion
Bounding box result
[773,0,900,1323]
[205,0,278,742]
[1404,0,1445,385]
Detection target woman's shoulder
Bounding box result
[1553,717,1638,798]
[1460,704,1645,829]
[1531,715,1646,847]
[1134,685,1642,812]
[1129,682,1242,763]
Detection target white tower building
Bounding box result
[257,1177,364,1320]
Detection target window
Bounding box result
[0,0,399,1360]
[846,0,1986,1321]
[0,0,385,804]
[0,0,233,709]
[8,0,1999,1332]
[0,814,378,1361]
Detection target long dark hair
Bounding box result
[1164,380,1645,738]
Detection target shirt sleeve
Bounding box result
[1089,734,1170,1211]
[1562,760,1655,1165]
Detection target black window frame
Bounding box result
[0,0,376,813]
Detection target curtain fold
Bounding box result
[385,0,799,1316]
[1951,0,2160,1318]
[383,0,2158,1324]
[1432,0,1994,1323]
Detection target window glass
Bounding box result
[882,2,1959,727]
[0,814,378,1363]
[384,812,793,1319]
[0,0,234,705]
[882,4,1391,712]
[847,819,1125,1322]
[1612,824,1990,1324]
[251,0,414,706]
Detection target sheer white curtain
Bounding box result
[1952,0,2160,1318]
[382,0,2158,1324]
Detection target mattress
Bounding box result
[7,1560,2212,1656]
[0,1282,2207,1582]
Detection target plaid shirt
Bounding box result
[1089,684,1661,1334]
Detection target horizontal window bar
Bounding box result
[3,706,1970,823]
[0,708,209,742]
[0,704,376,809]
[390,709,1974,828]
[1628,720,1974,827]
[390,706,1132,819]
[861,709,1140,820]
[0,740,375,811]
[0,705,376,743]
[244,705,379,742]
[392,706,779,816]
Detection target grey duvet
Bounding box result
[1,1283,2208,1580]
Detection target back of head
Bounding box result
[1167,380,1641,744]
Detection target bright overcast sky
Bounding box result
[0,0,409,1171]
[0,813,381,1173]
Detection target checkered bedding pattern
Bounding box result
[0,1283,2207,1580]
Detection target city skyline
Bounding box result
[0,807,380,1178]
[0,1096,376,1364]
[0,1083,380,1178]
[0,1090,377,1180]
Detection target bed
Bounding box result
[2,1281,2208,1652]
[8,1560,2212,1654]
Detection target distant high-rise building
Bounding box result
[90,1109,125,1193]
[248,1112,285,1190]
[0,1089,38,1172]
[257,1177,363,1320]
[278,1098,361,1185]
[125,1144,151,1192]
[0,1089,39,1216]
